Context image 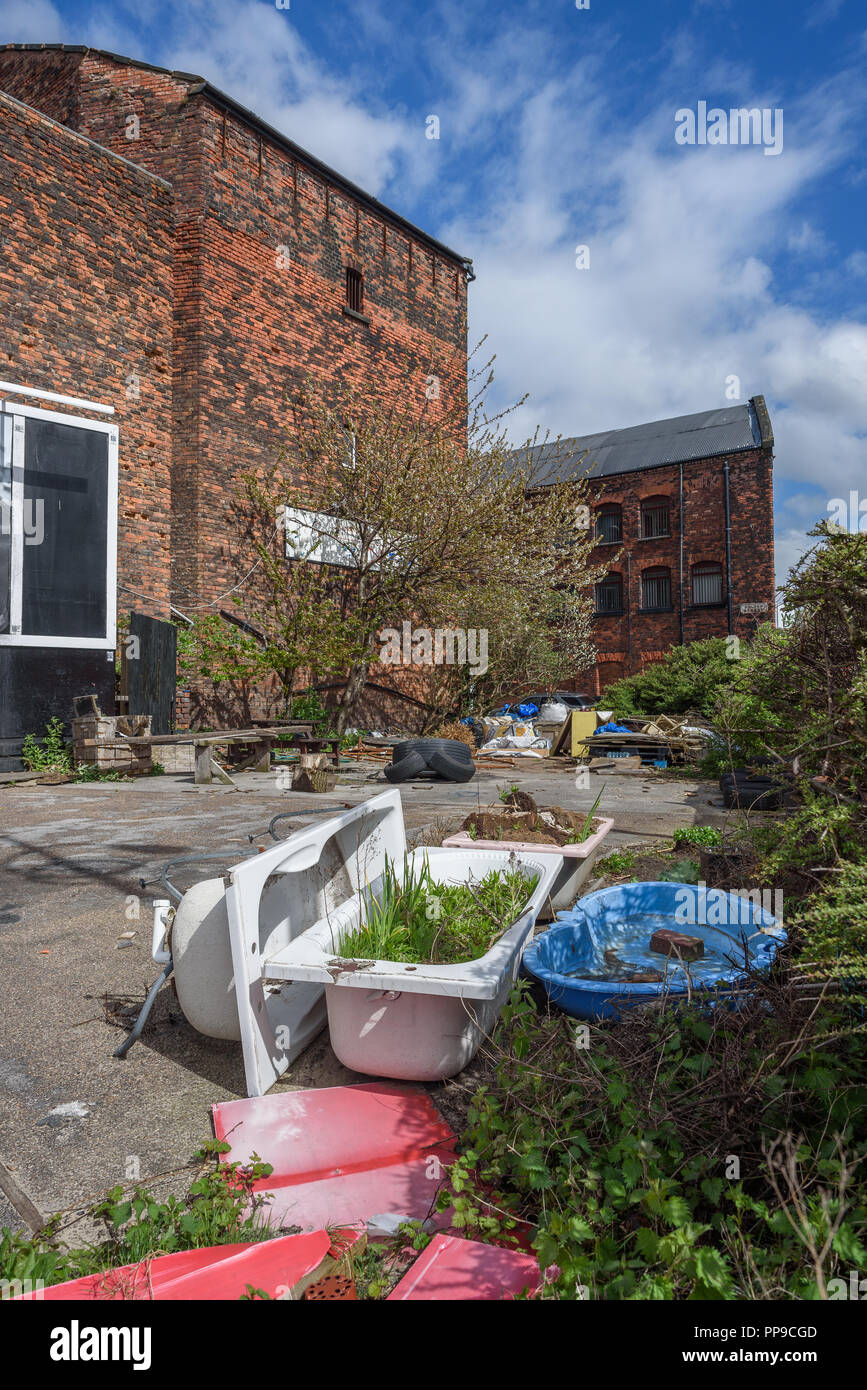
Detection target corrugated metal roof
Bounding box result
[517,401,764,484]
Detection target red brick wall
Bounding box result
[1,48,469,728]
[580,447,775,693]
[0,86,174,619]
[2,50,468,613]
[0,46,84,127]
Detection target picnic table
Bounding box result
[127,724,314,785]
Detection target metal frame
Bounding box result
[0,400,118,649]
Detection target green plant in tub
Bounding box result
[339,856,538,966]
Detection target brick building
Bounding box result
[0,44,471,752]
[525,398,775,695]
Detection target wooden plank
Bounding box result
[194,743,212,785]
[0,1155,45,1233]
[209,756,239,788]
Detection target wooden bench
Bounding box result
[127,724,315,785]
[280,734,342,769]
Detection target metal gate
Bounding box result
[127,613,177,735]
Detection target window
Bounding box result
[345,266,364,314]
[0,403,118,648]
[594,574,623,614]
[595,504,622,544]
[641,496,670,538]
[342,429,357,470]
[692,561,723,605]
[641,567,671,610]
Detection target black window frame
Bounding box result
[594,573,624,615]
[640,496,670,539]
[640,567,672,611]
[595,504,622,545]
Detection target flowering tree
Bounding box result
[186,344,606,730]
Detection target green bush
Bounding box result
[602,638,738,717]
[438,983,867,1299]
[672,825,723,850]
[792,861,867,968]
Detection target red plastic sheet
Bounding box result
[212,1081,456,1232]
[21,1230,332,1301]
[387,1233,543,1301]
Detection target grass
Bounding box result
[338,856,538,966]
[593,849,638,877]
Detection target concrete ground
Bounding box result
[0,758,727,1238]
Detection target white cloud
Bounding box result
[0,0,64,42]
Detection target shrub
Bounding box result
[672,825,724,850]
[602,638,737,717]
[438,982,867,1299]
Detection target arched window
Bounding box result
[595,504,622,544]
[692,561,724,605]
[640,495,670,538]
[594,573,623,614]
[641,566,672,610]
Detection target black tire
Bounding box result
[427,748,476,782]
[384,750,428,783]
[722,779,785,810]
[392,738,474,765]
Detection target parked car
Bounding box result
[503,691,594,714]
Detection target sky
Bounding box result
[2,0,865,593]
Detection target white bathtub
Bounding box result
[270,846,562,1081]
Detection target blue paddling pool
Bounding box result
[522,881,786,1020]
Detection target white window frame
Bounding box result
[0,401,118,649]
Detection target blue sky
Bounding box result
[3,0,866,590]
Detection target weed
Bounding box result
[672,825,724,850]
[593,849,637,878]
[21,717,71,774]
[0,1141,276,1293]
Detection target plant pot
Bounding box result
[441,816,614,913]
